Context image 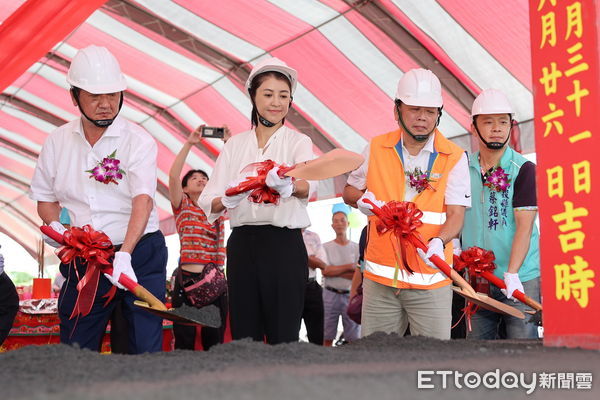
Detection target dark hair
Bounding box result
[182,169,208,188]
[248,71,293,127]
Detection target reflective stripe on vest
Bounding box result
[364,260,449,286]
[421,211,446,225]
[364,129,464,289]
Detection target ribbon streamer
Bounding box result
[452,247,497,328]
[55,225,115,319]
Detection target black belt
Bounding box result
[325,286,350,295]
[114,231,158,252]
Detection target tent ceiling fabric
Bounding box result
[0,0,533,257]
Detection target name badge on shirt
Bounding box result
[430,173,443,179]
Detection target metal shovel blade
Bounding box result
[452,287,525,319]
[133,301,222,328]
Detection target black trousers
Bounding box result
[302,279,324,345]
[227,225,307,344]
[0,272,19,346]
[172,272,228,351]
[107,297,129,354]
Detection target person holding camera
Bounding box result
[199,58,315,344]
[168,126,230,350]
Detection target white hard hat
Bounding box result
[67,45,127,94]
[471,89,513,117]
[395,68,443,108]
[245,57,298,95]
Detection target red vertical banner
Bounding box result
[530,0,600,349]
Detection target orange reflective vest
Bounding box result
[365,129,465,289]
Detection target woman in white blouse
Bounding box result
[199,58,314,344]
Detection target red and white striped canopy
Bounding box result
[0,0,533,257]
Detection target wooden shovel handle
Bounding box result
[479,271,543,311]
[407,236,478,297]
[107,270,168,311]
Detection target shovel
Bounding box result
[408,238,525,320]
[279,148,364,180]
[476,270,543,326]
[40,225,221,328]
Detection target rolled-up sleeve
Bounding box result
[127,135,158,198]
[346,144,369,191]
[445,152,471,207]
[30,137,58,202]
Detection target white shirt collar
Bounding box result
[73,115,124,141]
[401,132,435,156]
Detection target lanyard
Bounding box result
[394,139,438,179]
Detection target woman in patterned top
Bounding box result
[168,126,229,350]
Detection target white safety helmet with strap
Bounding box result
[471,88,513,117]
[245,57,298,95]
[394,68,443,142]
[395,68,443,108]
[67,45,126,127]
[67,45,127,94]
[245,57,298,127]
[471,89,514,150]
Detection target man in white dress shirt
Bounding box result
[30,45,166,353]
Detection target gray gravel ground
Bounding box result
[1,333,598,400]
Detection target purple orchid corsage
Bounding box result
[405,167,435,193]
[86,150,125,185]
[483,166,510,192]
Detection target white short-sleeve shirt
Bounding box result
[199,126,316,229]
[347,133,471,206]
[30,116,160,244]
[302,229,328,279]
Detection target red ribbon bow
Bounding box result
[56,225,115,319]
[453,246,496,275]
[368,200,425,275]
[452,247,497,331]
[224,160,293,205]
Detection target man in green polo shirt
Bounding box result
[461,89,540,339]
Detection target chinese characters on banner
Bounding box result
[530,0,599,349]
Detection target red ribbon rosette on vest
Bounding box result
[55,225,116,319]
[365,199,425,276]
[224,160,293,205]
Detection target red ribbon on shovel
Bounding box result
[42,225,116,319]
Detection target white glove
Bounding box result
[104,252,137,290]
[42,221,67,247]
[416,237,445,269]
[265,167,294,199]
[451,238,462,256]
[501,272,523,302]
[221,178,249,209]
[356,191,385,216]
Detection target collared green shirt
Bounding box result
[462,147,540,282]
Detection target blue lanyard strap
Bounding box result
[394,139,438,179]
